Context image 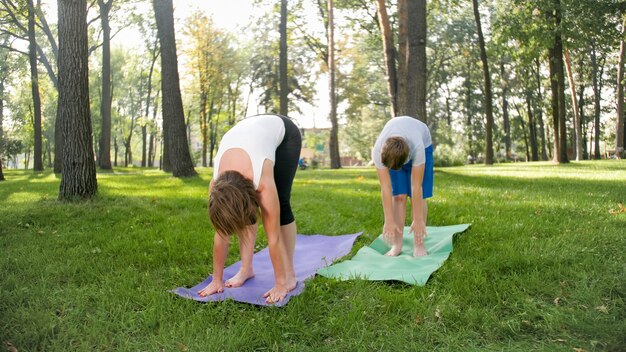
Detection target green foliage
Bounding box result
[1,162,625,350]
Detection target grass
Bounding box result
[1,161,625,351]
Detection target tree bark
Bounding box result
[98,0,113,169]
[327,0,340,169]
[525,89,538,161]
[590,41,602,159]
[27,0,43,171]
[279,0,288,115]
[534,58,549,160]
[616,17,626,158]
[58,0,97,200]
[153,0,197,177]
[553,0,568,163]
[472,0,494,164]
[564,48,582,160]
[375,0,398,116]
[0,77,4,180]
[500,62,511,160]
[142,43,158,167]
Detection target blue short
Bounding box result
[389,145,434,199]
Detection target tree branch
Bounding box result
[0,42,27,55]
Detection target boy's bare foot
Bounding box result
[225,269,255,288]
[413,242,427,257]
[385,245,402,256]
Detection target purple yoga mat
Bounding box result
[170,233,362,307]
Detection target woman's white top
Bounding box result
[372,116,432,169]
[213,114,285,190]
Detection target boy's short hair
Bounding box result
[209,170,259,239]
[381,136,409,170]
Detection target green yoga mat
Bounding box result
[317,224,471,285]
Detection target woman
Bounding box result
[198,114,301,304]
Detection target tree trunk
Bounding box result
[516,104,530,162]
[472,0,494,164]
[413,0,427,121]
[98,0,112,169]
[465,61,474,159]
[526,89,539,161]
[279,0,288,115]
[148,89,160,168]
[58,0,97,200]
[27,0,43,171]
[375,0,398,116]
[142,44,158,167]
[534,58,549,160]
[616,17,626,158]
[589,42,602,159]
[500,62,511,160]
[552,0,568,163]
[153,0,197,177]
[327,0,340,169]
[0,77,4,181]
[564,48,582,160]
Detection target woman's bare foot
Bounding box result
[285,274,297,292]
[225,269,255,287]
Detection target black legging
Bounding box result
[273,115,302,225]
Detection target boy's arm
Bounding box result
[198,232,229,297]
[257,164,288,303]
[376,168,398,238]
[410,164,427,241]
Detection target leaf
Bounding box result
[573,348,588,352]
[415,314,421,325]
[595,305,608,314]
[434,307,441,320]
[609,203,625,214]
[4,341,18,352]
[554,297,561,306]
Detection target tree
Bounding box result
[472,0,494,164]
[549,0,568,163]
[58,0,97,200]
[26,0,42,171]
[279,0,288,115]
[98,0,113,169]
[327,0,340,169]
[616,17,625,158]
[376,0,427,121]
[153,0,196,177]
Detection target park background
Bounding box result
[1,0,625,350]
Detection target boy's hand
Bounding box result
[263,284,289,304]
[409,220,427,243]
[198,279,225,297]
[382,221,399,244]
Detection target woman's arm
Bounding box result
[198,232,229,297]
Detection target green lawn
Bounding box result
[1,161,625,351]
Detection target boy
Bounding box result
[372,116,433,257]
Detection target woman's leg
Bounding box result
[273,115,301,289]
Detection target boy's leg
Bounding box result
[225,223,258,287]
[386,162,412,256]
[414,147,433,257]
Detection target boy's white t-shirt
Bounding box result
[213,114,285,190]
[372,116,432,169]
